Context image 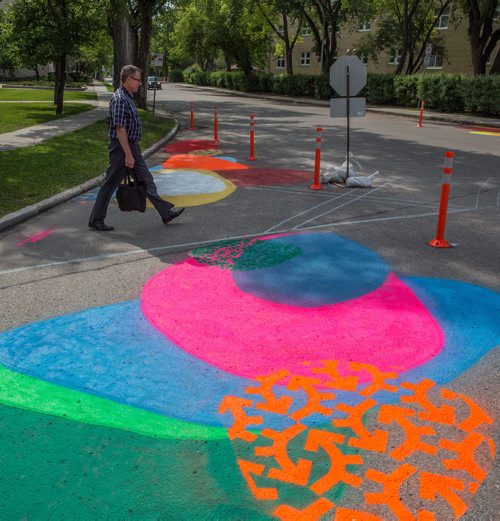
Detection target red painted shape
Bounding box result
[460,125,500,133]
[164,139,218,154]
[216,167,312,187]
[162,154,248,171]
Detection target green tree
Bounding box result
[73,31,113,81]
[255,0,305,75]
[209,0,272,77]
[357,0,454,74]
[108,0,174,107]
[291,0,369,74]
[0,8,19,79]
[161,0,271,76]
[151,3,185,73]
[168,1,218,70]
[8,0,104,113]
[459,0,499,74]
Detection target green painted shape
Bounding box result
[192,238,301,271]
[231,422,356,510]
[0,403,272,519]
[0,364,227,440]
[234,240,302,271]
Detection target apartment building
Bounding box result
[269,6,500,76]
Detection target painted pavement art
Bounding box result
[72,138,312,206]
[0,140,498,519]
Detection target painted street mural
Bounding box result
[0,227,498,519]
[1,139,498,518]
[72,138,313,207]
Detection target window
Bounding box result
[276,56,285,69]
[301,26,311,37]
[277,25,284,35]
[388,50,401,65]
[427,54,443,69]
[300,52,311,66]
[436,7,450,29]
[358,21,371,32]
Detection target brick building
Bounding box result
[269,5,500,76]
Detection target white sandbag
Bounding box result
[345,170,379,188]
[321,164,347,184]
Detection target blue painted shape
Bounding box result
[0,277,497,429]
[233,233,391,307]
[0,302,297,429]
[153,171,227,195]
[401,277,500,384]
[214,156,238,163]
[73,188,99,202]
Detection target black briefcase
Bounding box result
[116,169,146,212]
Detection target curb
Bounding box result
[0,119,179,233]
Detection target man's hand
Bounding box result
[125,154,135,169]
[116,125,134,169]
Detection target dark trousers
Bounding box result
[89,140,174,224]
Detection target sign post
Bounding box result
[424,43,433,70]
[329,56,367,177]
[150,53,164,116]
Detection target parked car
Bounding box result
[147,76,161,90]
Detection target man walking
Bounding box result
[89,64,184,231]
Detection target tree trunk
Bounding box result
[489,48,500,74]
[136,2,155,109]
[285,45,293,75]
[109,0,136,89]
[469,18,486,74]
[54,55,66,115]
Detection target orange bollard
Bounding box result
[248,114,256,160]
[189,102,195,130]
[429,151,455,248]
[417,99,425,128]
[310,127,323,190]
[214,106,219,143]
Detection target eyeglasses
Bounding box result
[129,76,141,83]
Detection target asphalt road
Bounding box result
[0,83,498,519]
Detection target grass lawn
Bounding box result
[0,89,97,102]
[0,103,94,133]
[0,110,175,218]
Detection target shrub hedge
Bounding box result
[181,67,500,116]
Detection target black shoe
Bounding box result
[162,207,185,225]
[89,221,114,231]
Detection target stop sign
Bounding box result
[330,56,367,97]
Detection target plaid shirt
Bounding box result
[108,86,142,143]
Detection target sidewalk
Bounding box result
[0,83,112,151]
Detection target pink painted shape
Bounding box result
[17,228,58,246]
[141,263,444,379]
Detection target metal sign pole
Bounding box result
[152,67,158,116]
[346,65,350,178]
